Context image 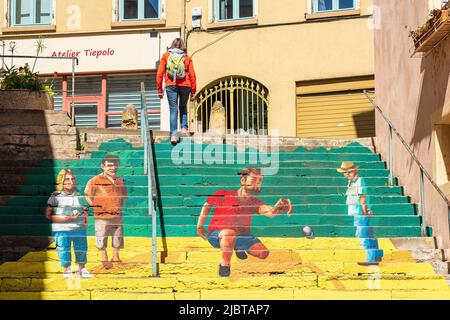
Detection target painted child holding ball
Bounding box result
[46,169,93,278]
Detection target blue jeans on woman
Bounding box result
[166,85,191,136]
[53,230,88,268]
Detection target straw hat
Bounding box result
[337,162,360,173]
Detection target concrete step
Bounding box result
[2,288,450,300]
[0,109,72,126]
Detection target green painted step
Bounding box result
[153,167,390,177]
[154,153,381,161]
[0,214,421,227]
[6,185,404,197]
[17,160,387,169]
[3,174,398,187]
[0,195,410,207]
[149,204,417,216]
[156,176,397,187]
[0,224,428,237]
[3,168,390,179]
[88,148,381,160]
[0,203,417,216]
[157,186,404,196]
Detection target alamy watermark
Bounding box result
[170,129,281,176]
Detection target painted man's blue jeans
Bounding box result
[53,231,88,267]
[354,216,384,263]
[166,85,191,136]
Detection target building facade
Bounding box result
[0,0,375,137]
[374,0,450,248]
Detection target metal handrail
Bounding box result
[140,82,158,277]
[0,55,79,126]
[364,90,450,237]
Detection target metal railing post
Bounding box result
[71,58,75,126]
[140,82,158,277]
[151,191,157,277]
[388,124,394,186]
[420,169,426,236]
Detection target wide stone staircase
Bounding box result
[0,136,449,300]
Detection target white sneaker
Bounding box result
[63,267,73,278]
[78,268,94,278]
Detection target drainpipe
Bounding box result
[181,0,187,42]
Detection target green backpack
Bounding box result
[166,51,187,81]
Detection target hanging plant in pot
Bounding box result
[409,5,450,52]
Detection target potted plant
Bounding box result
[409,5,450,52]
[0,38,56,110]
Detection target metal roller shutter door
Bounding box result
[107,73,160,129]
[296,77,375,139]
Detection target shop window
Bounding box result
[313,0,356,13]
[11,0,52,26]
[120,0,159,20]
[215,0,254,22]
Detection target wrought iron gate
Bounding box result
[191,76,269,134]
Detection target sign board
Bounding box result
[2,31,179,74]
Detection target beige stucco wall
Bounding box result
[0,0,182,34]
[374,0,450,248]
[55,0,112,33]
[0,0,374,137]
[185,0,374,136]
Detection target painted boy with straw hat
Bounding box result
[337,162,372,217]
[337,161,383,265]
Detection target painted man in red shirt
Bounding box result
[197,167,293,277]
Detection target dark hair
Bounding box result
[239,167,262,177]
[170,38,187,53]
[102,154,120,166]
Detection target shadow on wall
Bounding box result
[352,110,376,138]
[0,108,56,299]
[411,38,450,150]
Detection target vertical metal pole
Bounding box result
[230,89,234,132]
[142,92,148,175]
[71,58,75,126]
[420,169,426,236]
[388,125,393,186]
[152,193,157,277]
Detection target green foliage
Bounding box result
[0,63,42,91]
[0,37,55,93]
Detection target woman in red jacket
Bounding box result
[157,38,197,144]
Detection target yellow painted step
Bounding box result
[0,277,177,292]
[46,237,383,251]
[17,248,416,264]
[2,289,449,300]
[0,258,441,278]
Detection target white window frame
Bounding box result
[212,0,257,22]
[311,0,358,14]
[429,0,448,10]
[10,0,54,26]
[118,0,162,21]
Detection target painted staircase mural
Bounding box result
[0,138,449,300]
